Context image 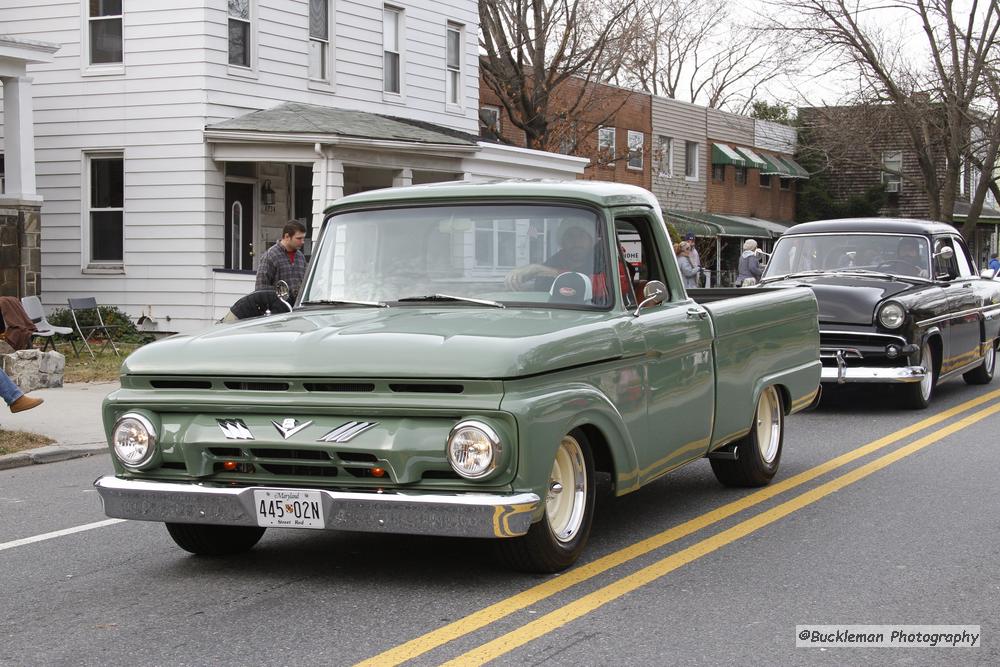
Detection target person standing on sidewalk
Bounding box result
[255,221,308,302]
[1,368,43,413]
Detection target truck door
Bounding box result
[934,235,981,374]
[616,215,715,484]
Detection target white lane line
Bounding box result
[0,518,126,553]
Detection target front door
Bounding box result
[225,182,255,270]
[617,215,715,483]
[935,235,980,373]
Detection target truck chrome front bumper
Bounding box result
[94,476,540,539]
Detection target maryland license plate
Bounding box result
[253,489,325,529]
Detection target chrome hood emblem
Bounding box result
[217,419,254,440]
[318,421,377,443]
[272,418,313,440]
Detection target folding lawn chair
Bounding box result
[67,297,122,359]
[21,295,77,355]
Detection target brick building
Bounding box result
[479,73,651,190]
[798,104,1000,266]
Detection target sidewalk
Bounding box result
[0,381,117,470]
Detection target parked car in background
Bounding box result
[761,218,1000,408]
[95,181,821,573]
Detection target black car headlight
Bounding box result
[877,302,906,329]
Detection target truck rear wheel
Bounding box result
[710,386,783,487]
[165,523,266,556]
[497,429,595,573]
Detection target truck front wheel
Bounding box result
[497,429,595,573]
[710,386,784,487]
[165,523,266,556]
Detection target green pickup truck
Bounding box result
[95,181,820,572]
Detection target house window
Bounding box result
[779,177,792,190]
[228,0,252,68]
[475,220,516,268]
[88,0,123,65]
[598,127,616,162]
[383,6,402,94]
[712,164,725,182]
[882,150,902,191]
[658,136,673,177]
[735,165,747,185]
[760,174,772,188]
[88,153,124,263]
[558,123,578,155]
[479,106,500,139]
[308,0,331,81]
[685,141,699,180]
[627,130,644,170]
[446,23,463,106]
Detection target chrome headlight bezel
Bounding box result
[446,420,502,480]
[877,302,906,329]
[112,412,158,470]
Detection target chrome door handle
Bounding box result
[686,308,707,320]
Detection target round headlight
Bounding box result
[447,421,501,479]
[112,413,157,468]
[878,302,906,329]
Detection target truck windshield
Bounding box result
[763,233,931,280]
[301,204,613,308]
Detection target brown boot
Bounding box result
[10,395,44,413]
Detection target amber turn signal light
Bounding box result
[222,461,238,471]
[371,467,385,477]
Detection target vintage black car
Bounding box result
[760,218,1000,408]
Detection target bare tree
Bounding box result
[771,0,1000,234]
[612,0,791,112]
[479,0,638,152]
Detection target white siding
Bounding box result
[650,96,707,212]
[707,109,754,145]
[0,0,484,332]
[754,118,796,153]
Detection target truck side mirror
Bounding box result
[633,280,666,316]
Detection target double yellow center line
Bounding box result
[358,388,1000,666]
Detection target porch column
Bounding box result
[393,168,412,188]
[0,76,40,199]
[312,154,344,240]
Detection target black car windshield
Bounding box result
[763,233,931,280]
[301,204,612,308]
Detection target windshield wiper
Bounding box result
[300,299,389,308]
[760,270,828,283]
[396,293,505,308]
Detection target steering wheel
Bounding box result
[877,259,922,273]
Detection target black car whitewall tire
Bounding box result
[710,386,784,487]
[963,339,997,385]
[497,429,595,573]
[900,339,936,409]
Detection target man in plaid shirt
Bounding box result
[255,221,307,301]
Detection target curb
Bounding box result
[0,443,108,471]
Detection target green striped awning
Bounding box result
[734,146,768,170]
[666,210,789,238]
[711,143,746,166]
[777,155,810,179]
[757,152,791,177]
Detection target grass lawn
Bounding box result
[51,341,143,383]
[0,429,55,456]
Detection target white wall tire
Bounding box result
[497,429,596,573]
[710,386,784,488]
[900,340,936,409]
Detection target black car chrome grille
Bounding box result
[820,331,910,368]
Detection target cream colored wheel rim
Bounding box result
[546,435,587,543]
[755,386,782,464]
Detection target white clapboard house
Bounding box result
[0,1,585,333]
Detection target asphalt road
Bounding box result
[2,378,999,666]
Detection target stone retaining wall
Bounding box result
[1,346,64,392]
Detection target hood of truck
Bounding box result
[765,274,918,325]
[123,307,624,378]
